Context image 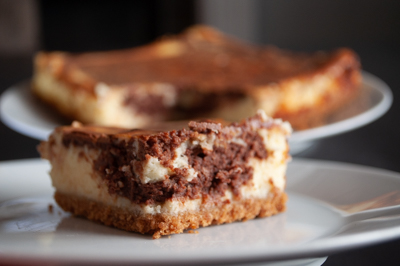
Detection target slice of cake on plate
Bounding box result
[32,25,361,130]
[38,111,291,239]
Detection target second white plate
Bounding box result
[0,72,392,153]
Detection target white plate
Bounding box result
[0,72,393,153]
[1,158,400,265]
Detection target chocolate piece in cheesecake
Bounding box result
[32,25,361,130]
[38,111,292,239]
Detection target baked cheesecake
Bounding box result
[32,25,361,130]
[38,111,291,238]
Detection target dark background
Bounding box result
[0,1,399,265]
[39,0,195,52]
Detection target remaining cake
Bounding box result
[32,25,361,130]
[38,111,291,239]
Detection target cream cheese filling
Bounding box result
[46,118,290,215]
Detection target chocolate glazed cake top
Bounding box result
[61,116,276,204]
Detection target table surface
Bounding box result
[0,48,399,265]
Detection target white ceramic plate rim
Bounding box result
[0,71,393,143]
[1,158,400,265]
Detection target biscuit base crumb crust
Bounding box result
[55,188,287,239]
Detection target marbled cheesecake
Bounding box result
[38,111,292,238]
[32,25,361,130]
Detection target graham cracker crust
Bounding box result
[54,189,287,239]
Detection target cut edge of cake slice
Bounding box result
[38,110,292,239]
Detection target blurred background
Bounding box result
[0,0,399,265]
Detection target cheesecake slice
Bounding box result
[32,25,361,130]
[38,111,291,238]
